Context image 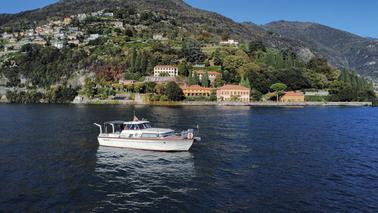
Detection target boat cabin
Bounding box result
[123,121,152,131]
[96,120,176,139]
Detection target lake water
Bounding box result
[0,104,377,212]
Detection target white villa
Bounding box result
[153,65,178,77]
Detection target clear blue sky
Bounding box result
[1,0,377,38]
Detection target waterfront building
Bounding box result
[217,85,250,102]
[281,91,305,102]
[181,85,213,97]
[153,65,178,77]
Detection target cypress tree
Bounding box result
[240,76,251,88]
[245,77,251,88]
[188,70,193,85]
[213,49,223,66]
[193,71,199,85]
[202,71,210,87]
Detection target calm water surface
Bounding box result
[0,104,377,212]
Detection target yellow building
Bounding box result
[216,85,250,102]
[281,91,305,102]
[181,85,213,97]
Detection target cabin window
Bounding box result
[126,124,138,130]
[142,133,159,138]
[142,123,151,129]
[138,124,146,129]
[159,132,175,137]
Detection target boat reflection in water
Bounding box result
[93,146,196,211]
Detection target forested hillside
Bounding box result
[1,0,377,79]
[265,21,378,79]
[0,0,376,104]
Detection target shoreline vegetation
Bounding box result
[0,98,372,107]
[1,8,377,107]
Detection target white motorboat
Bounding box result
[94,117,200,152]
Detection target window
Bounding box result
[142,133,159,138]
[145,123,151,128]
[126,124,139,130]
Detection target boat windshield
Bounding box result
[124,123,151,130]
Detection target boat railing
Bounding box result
[94,123,102,134]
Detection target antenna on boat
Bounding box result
[196,124,200,134]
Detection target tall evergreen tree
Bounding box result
[213,49,223,66]
[240,76,251,88]
[193,71,199,85]
[188,70,194,85]
[202,71,210,87]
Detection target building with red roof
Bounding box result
[281,91,305,102]
[195,70,221,84]
[216,85,250,102]
[181,85,213,97]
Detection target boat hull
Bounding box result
[97,137,194,151]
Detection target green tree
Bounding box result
[178,61,189,76]
[181,40,205,63]
[144,82,157,93]
[133,82,145,93]
[272,68,310,90]
[240,76,251,88]
[213,48,223,66]
[248,40,266,55]
[223,51,249,82]
[201,71,210,87]
[188,70,194,85]
[209,89,217,101]
[214,74,224,88]
[164,81,184,101]
[192,71,200,85]
[83,78,97,98]
[270,83,287,102]
[306,57,333,79]
[46,86,78,103]
[154,83,165,95]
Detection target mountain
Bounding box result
[0,0,313,60]
[264,21,378,79]
[0,0,377,79]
